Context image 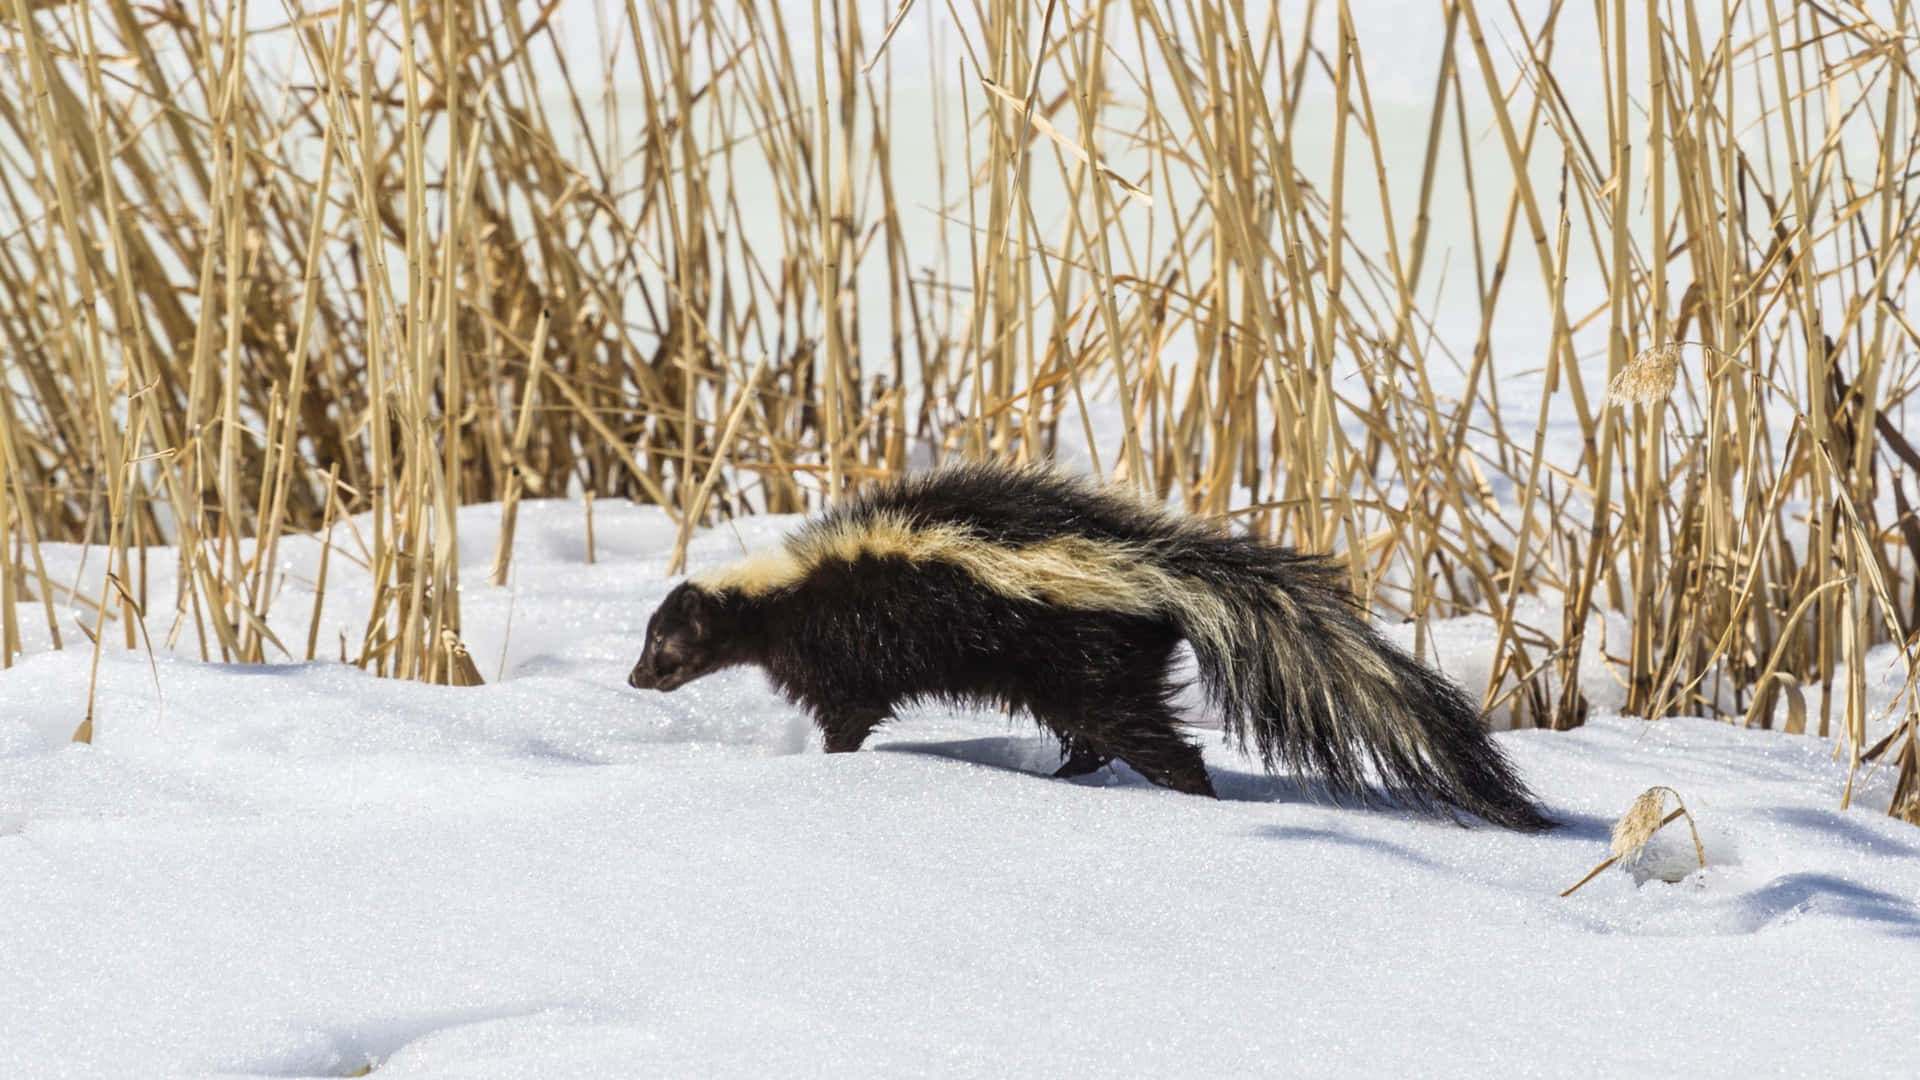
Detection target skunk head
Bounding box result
[628,583,731,692]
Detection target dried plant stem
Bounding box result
[1559,807,1686,897]
[0,0,1915,821]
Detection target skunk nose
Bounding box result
[630,656,686,691]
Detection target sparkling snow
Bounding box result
[4,500,1917,1078]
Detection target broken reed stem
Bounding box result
[1559,806,1688,897]
[491,310,552,589]
[583,490,597,567]
[1562,783,1708,896]
[306,466,341,664]
[669,356,770,577]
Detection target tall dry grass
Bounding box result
[0,0,1916,820]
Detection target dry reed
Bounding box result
[1,0,1916,822]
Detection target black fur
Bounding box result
[628,463,1556,830]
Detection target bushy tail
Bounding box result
[1159,537,1556,832]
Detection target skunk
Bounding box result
[627,463,1554,830]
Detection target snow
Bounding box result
[4,502,1918,1079]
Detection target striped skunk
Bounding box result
[627,463,1554,831]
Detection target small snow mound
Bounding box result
[6,508,1920,1078]
[1576,864,1920,937]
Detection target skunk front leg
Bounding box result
[817,705,891,754]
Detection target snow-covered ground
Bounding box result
[4,501,1917,1078]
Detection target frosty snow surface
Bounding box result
[4,500,1918,1077]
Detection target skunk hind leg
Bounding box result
[1109,726,1215,797]
[1039,698,1215,798]
[1051,739,1112,779]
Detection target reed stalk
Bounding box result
[1,0,1915,816]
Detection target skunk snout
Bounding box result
[628,654,689,692]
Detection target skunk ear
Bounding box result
[679,586,712,635]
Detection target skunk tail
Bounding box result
[1160,537,1556,832]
